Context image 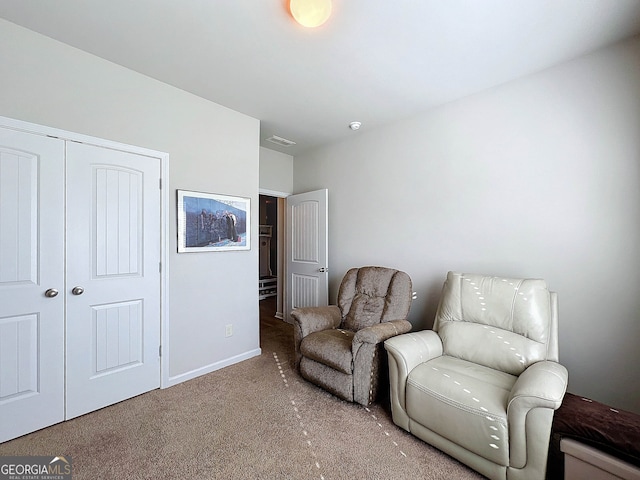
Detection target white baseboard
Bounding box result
[164,348,262,388]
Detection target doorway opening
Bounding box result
[259,194,285,322]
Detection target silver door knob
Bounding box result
[45,288,59,298]
[71,286,85,296]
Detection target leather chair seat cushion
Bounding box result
[300,329,355,374]
[406,355,517,466]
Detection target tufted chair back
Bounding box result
[433,271,559,375]
[337,266,412,331]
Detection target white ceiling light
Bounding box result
[349,121,361,131]
[290,0,332,28]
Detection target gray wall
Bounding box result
[0,19,261,383]
[293,35,640,413]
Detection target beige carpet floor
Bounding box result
[0,300,484,479]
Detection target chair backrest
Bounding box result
[337,266,412,331]
[433,271,558,375]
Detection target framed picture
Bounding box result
[177,190,250,252]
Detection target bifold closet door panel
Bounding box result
[65,141,162,420]
[0,128,65,443]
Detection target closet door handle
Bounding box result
[44,288,59,298]
[71,286,85,296]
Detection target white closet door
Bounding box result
[0,128,65,442]
[65,142,161,419]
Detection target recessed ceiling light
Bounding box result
[349,121,362,131]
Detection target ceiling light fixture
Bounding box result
[349,121,361,131]
[290,0,332,28]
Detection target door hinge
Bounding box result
[159,345,162,357]
[159,262,162,273]
[159,178,162,189]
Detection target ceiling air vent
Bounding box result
[266,135,296,147]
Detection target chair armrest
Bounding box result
[508,360,568,411]
[384,330,444,375]
[353,320,412,345]
[350,320,412,406]
[507,360,569,468]
[352,320,412,377]
[291,306,342,369]
[384,330,443,427]
[291,306,342,337]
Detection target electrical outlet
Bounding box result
[412,291,418,300]
[225,324,233,337]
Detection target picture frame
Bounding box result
[177,189,250,252]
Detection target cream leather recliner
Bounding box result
[384,272,568,480]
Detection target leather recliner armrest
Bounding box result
[507,360,569,468]
[384,330,444,377]
[384,330,444,427]
[508,361,568,410]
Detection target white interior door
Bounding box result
[286,189,328,321]
[65,142,161,419]
[0,128,65,442]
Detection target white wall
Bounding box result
[0,19,261,383]
[259,147,294,195]
[293,35,640,413]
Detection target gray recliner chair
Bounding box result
[384,271,568,480]
[292,266,412,406]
